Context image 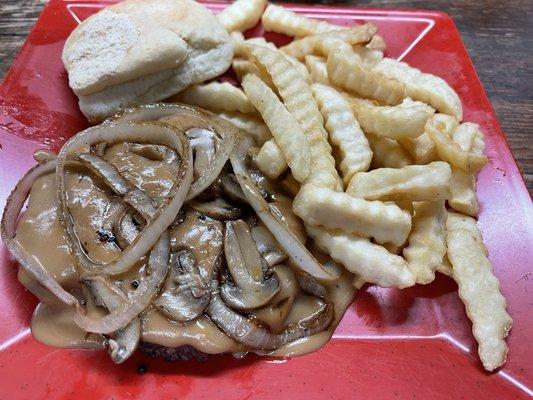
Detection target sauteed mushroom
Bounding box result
[2,104,346,365]
[154,250,211,321]
[220,220,280,311]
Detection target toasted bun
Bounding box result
[62,0,232,122]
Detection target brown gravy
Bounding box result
[17,146,358,357]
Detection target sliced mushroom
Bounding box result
[251,225,288,268]
[188,197,242,220]
[207,279,333,350]
[295,273,327,300]
[170,211,223,282]
[154,250,210,322]
[251,264,298,333]
[153,210,223,322]
[221,173,248,204]
[84,276,141,364]
[220,220,280,311]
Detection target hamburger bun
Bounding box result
[62,0,233,122]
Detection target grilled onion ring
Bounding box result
[1,159,78,306]
[55,121,192,277]
[111,103,237,200]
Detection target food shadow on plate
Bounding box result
[351,274,459,332]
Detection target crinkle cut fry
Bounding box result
[312,83,372,184]
[346,161,452,202]
[398,113,456,164]
[305,56,330,84]
[426,115,487,174]
[402,200,447,284]
[327,48,407,106]
[446,212,512,371]
[241,74,310,183]
[366,134,413,169]
[217,0,267,32]
[280,23,377,60]
[307,225,415,288]
[255,139,287,179]
[448,122,486,216]
[170,82,255,114]
[247,44,342,190]
[373,57,463,120]
[261,4,346,37]
[349,97,435,140]
[294,184,412,246]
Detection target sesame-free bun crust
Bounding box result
[62,0,233,122]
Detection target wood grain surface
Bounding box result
[0,0,531,191]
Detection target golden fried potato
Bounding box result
[217,0,267,32]
[241,74,310,182]
[366,134,413,169]
[446,212,512,371]
[398,133,437,164]
[307,225,415,288]
[437,254,453,277]
[255,139,287,179]
[280,23,377,60]
[294,184,412,246]
[232,58,276,90]
[398,112,457,164]
[230,31,246,55]
[347,161,452,202]
[373,58,463,120]
[315,37,353,57]
[261,4,344,37]
[215,111,271,146]
[426,115,487,174]
[171,82,255,114]
[452,122,484,152]
[366,34,386,51]
[450,171,478,216]
[448,122,485,216]
[312,84,372,184]
[305,55,330,84]
[403,200,447,284]
[327,49,407,105]
[352,45,383,68]
[247,44,342,190]
[349,97,435,140]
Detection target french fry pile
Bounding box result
[178,0,512,371]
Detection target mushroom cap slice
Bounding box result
[251,264,298,333]
[220,220,280,311]
[221,173,248,205]
[154,250,211,322]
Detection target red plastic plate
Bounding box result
[0,1,531,399]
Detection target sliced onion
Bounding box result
[230,138,336,282]
[0,159,78,306]
[83,275,140,363]
[74,231,170,334]
[207,279,333,350]
[55,121,192,277]
[115,209,140,250]
[110,103,238,200]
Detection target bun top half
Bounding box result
[62,0,232,97]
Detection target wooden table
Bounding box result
[1,0,531,191]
